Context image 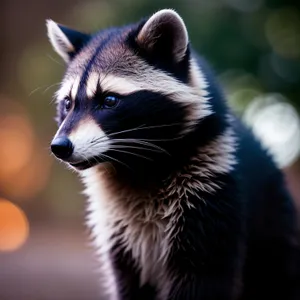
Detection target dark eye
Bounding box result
[64,98,72,111]
[103,95,119,108]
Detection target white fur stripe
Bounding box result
[69,118,110,161]
[53,117,68,138]
[55,77,75,102]
[71,76,81,100]
[55,75,81,102]
[86,72,100,98]
[100,74,140,95]
[189,58,209,90]
[83,169,119,300]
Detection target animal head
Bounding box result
[47,9,212,174]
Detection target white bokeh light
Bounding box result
[243,93,300,168]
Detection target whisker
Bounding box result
[100,153,132,171]
[139,137,182,142]
[109,148,153,161]
[43,82,61,94]
[28,86,44,97]
[93,135,182,145]
[91,123,181,143]
[105,124,146,137]
[90,124,146,143]
[94,155,113,173]
[110,139,171,155]
[91,138,171,156]
[47,54,64,67]
[108,144,161,153]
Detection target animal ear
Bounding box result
[46,19,90,63]
[136,9,189,63]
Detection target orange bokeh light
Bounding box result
[0,199,29,251]
[0,115,34,176]
[0,112,52,200]
[0,149,52,200]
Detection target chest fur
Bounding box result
[84,172,180,287]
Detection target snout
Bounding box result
[51,136,74,160]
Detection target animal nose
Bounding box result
[51,136,74,160]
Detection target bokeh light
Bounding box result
[0,199,29,251]
[219,69,263,114]
[0,114,34,177]
[243,94,300,168]
[0,107,52,201]
[0,149,52,200]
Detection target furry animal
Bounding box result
[47,9,299,300]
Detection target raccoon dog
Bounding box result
[47,9,299,300]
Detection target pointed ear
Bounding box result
[46,19,90,63]
[136,9,189,63]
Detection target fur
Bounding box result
[47,9,300,300]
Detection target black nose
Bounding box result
[51,136,73,160]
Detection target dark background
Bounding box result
[1,0,300,299]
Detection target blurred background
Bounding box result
[1,0,300,299]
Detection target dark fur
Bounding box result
[50,11,300,300]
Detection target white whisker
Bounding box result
[109,148,153,161]
[110,139,171,155]
[29,86,44,97]
[94,155,113,173]
[91,123,181,143]
[43,82,61,94]
[100,153,132,171]
[109,144,161,153]
[47,54,64,66]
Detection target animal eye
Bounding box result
[64,98,72,111]
[103,95,119,108]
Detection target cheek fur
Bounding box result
[68,118,110,160]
